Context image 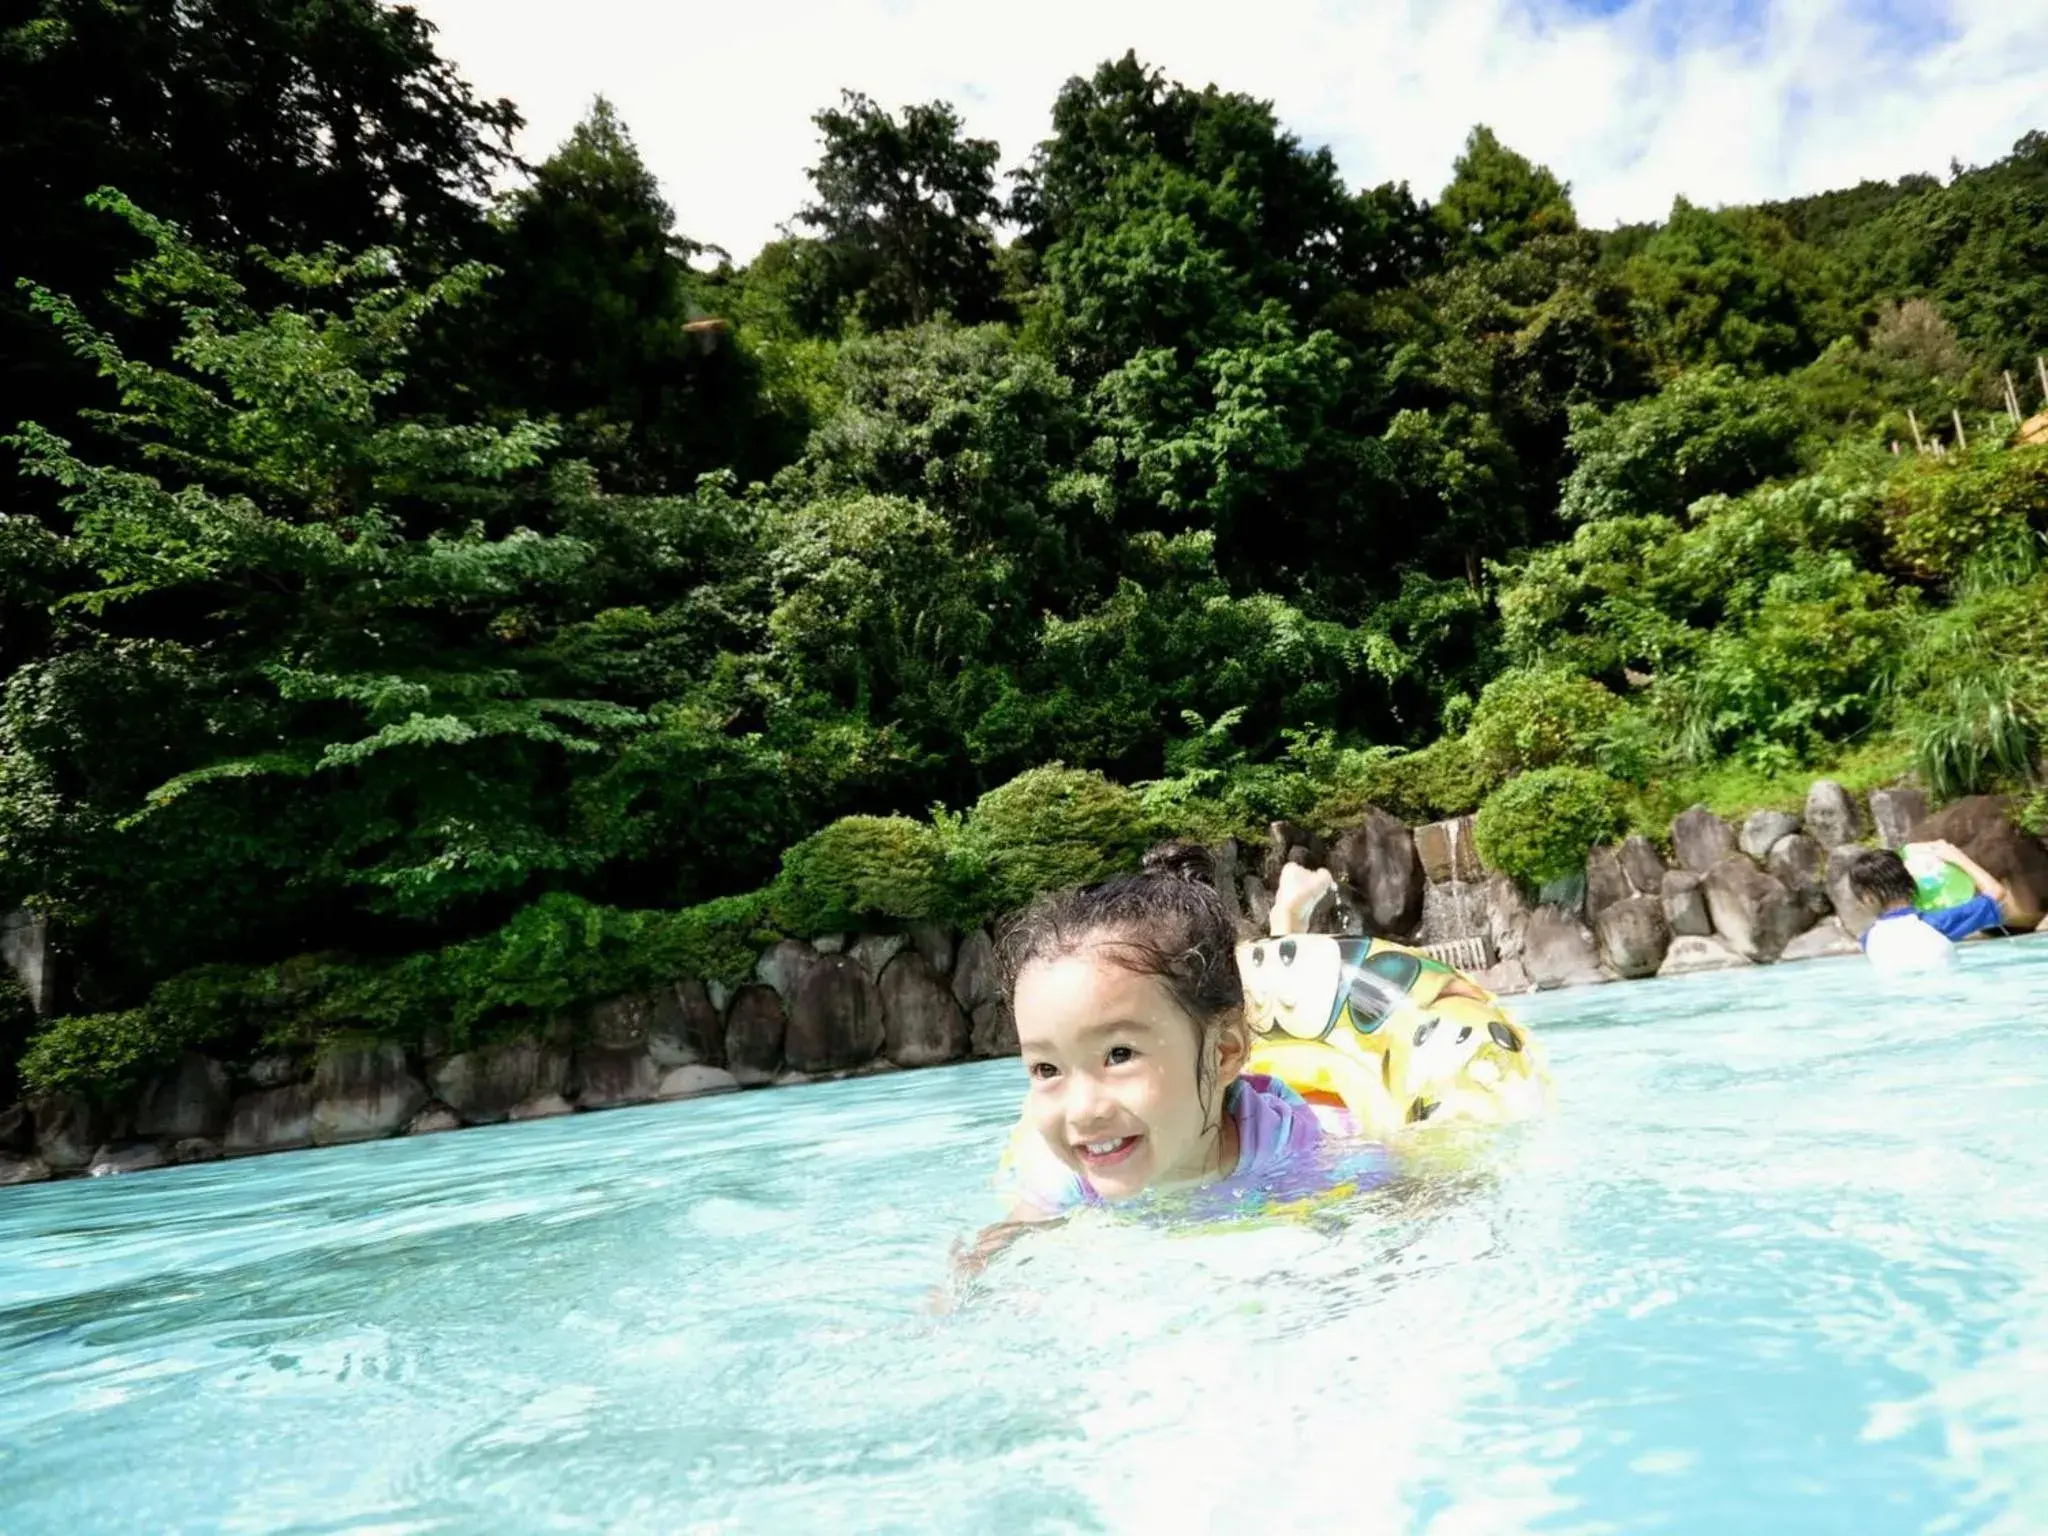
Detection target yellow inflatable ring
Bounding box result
[1236,934,1551,1139]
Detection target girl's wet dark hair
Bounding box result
[997,842,1247,1107]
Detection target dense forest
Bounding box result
[4,0,2047,1094]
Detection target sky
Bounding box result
[408,0,2048,261]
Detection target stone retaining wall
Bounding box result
[5,783,2045,1187]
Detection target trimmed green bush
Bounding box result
[953,765,1153,917]
[1338,737,1498,823]
[770,815,956,935]
[19,1008,186,1097]
[1465,667,1622,779]
[1475,766,1627,888]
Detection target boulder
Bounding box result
[1825,845,1885,939]
[970,1001,1019,1058]
[225,1084,316,1154]
[880,951,970,1068]
[245,1055,302,1090]
[1414,816,1484,885]
[1661,870,1713,937]
[584,991,653,1052]
[786,955,885,1073]
[0,1100,31,1153]
[168,1137,222,1164]
[707,979,733,1015]
[1522,906,1609,990]
[1804,780,1863,849]
[657,1065,742,1100]
[1484,873,1532,961]
[310,1041,428,1146]
[1869,787,1928,850]
[755,939,820,1007]
[1593,894,1672,979]
[1470,957,1532,996]
[1327,810,1424,937]
[430,1036,573,1125]
[1739,810,1802,862]
[402,1104,462,1136]
[1701,856,1807,962]
[1241,876,1273,933]
[1,908,56,1016]
[34,1093,121,1173]
[849,933,908,982]
[576,1048,663,1109]
[508,1093,575,1121]
[1209,839,1246,924]
[1262,820,1326,885]
[135,1053,231,1141]
[1909,794,2048,926]
[1584,844,1632,918]
[1765,834,1832,922]
[1619,835,1668,897]
[1672,807,1739,873]
[648,979,725,1069]
[908,922,956,977]
[1780,920,1860,962]
[951,928,1001,1014]
[0,1154,52,1185]
[811,934,847,954]
[1657,935,1755,977]
[89,1142,166,1177]
[723,985,787,1086]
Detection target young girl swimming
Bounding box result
[957,847,1353,1276]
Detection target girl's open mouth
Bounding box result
[1076,1136,1140,1167]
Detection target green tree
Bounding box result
[1,0,517,503]
[1436,126,1577,260]
[1,197,673,990]
[441,98,789,493]
[798,91,1005,330]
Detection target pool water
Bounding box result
[7,941,2048,1534]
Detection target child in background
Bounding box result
[1848,839,2012,974]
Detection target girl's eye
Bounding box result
[1027,1061,1060,1081]
[1105,1045,1137,1066]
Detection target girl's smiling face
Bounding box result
[1013,945,1245,1202]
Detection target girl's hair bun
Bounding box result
[1140,840,1216,888]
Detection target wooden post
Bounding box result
[2038,355,2048,408]
[1907,408,1925,453]
[1953,409,1968,451]
[2005,371,2023,425]
[1890,440,1901,455]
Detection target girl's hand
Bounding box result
[1270,863,1336,935]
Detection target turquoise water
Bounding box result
[6,941,2048,1533]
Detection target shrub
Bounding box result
[1313,737,1499,825]
[1893,576,2048,799]
[1465,667,1622,779]
[1474,767,1626,888]
[769,815,955,935]
[953,765,1152,917]
[1884,445,2048,586]
[18,1008,188,1098]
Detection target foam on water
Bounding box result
[6,940,2048,1532]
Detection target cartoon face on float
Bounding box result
[1234,934,1551,1138]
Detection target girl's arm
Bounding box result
[952,1202,1060,1279]
[1923,839,2014,918]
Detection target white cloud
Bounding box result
[409,0,2048,259]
